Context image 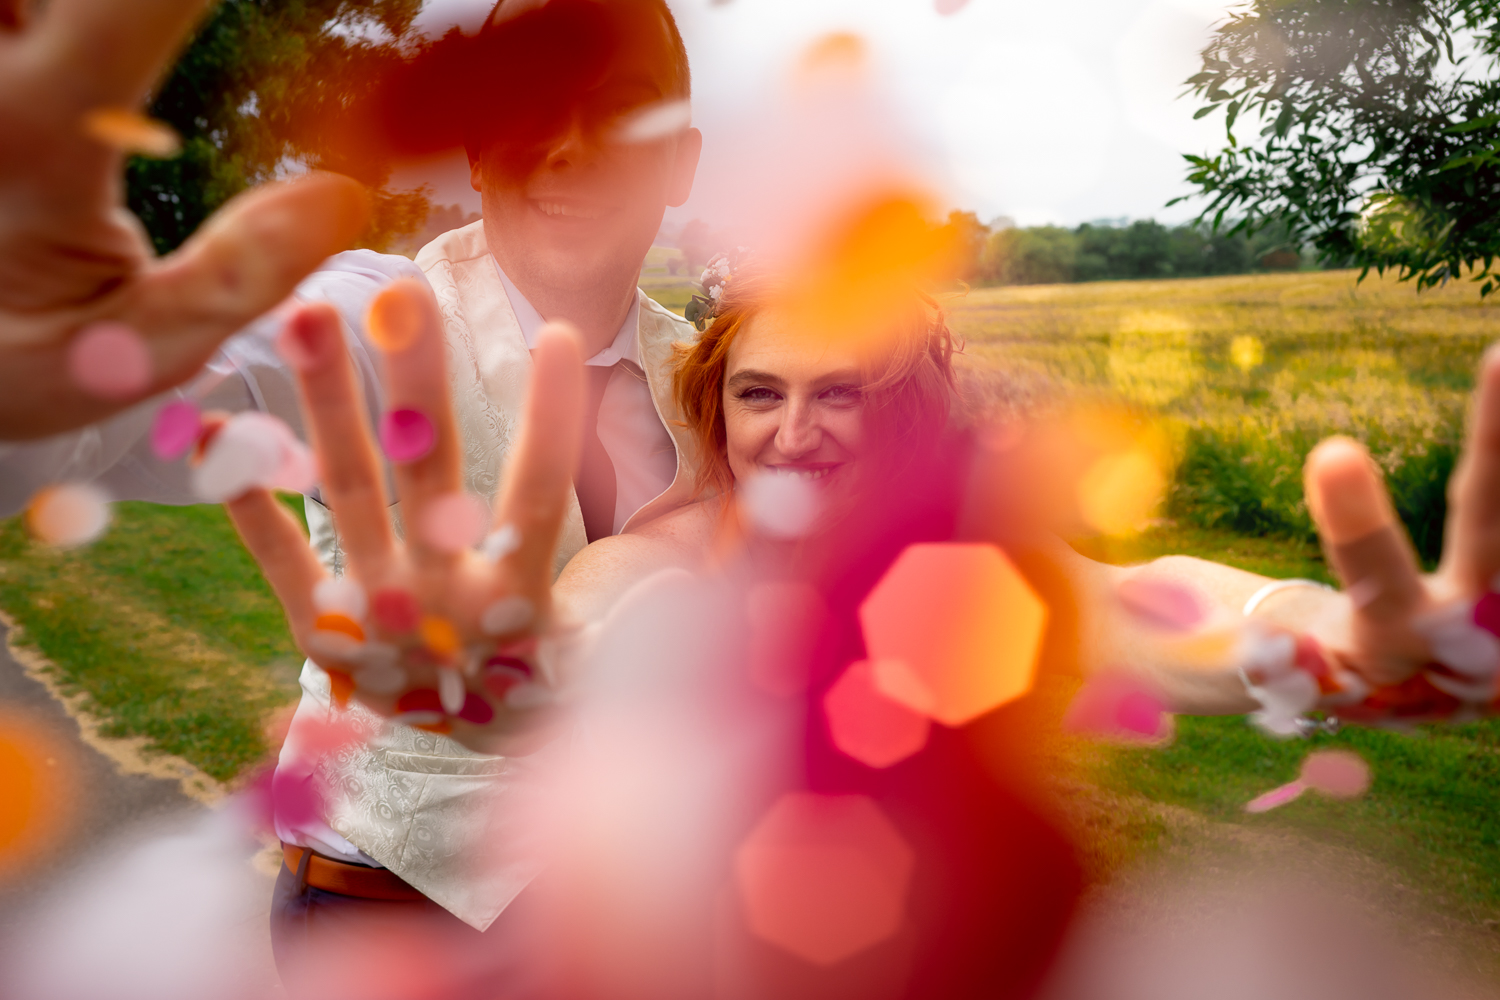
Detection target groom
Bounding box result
[0,0,705,982]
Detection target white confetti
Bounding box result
[479,523,521,563]
[313,577,368,621]
[191,412,291,502]
[27,482,112,547]
[480,595,535,635]
[438,667,465,716]
[739,472,820,539]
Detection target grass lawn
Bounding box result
[2,267,1499,932]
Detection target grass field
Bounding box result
[3,264,1500,942]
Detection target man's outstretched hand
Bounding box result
[224,281,587,756]
[0,0,369,439]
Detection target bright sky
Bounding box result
[405,0,1239,228]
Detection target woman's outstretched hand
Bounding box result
[0,0,369,439]
[1267,346,1500,720]
[224,281,586,755]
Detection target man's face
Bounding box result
[470,6,701,297]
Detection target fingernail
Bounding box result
[379,408,436,463]
[367,283,425,353]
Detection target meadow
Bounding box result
[3,261,1500,953]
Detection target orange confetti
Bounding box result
[367,284,425,353]
[26,483,111,548]
[860,543,1047,726]
[0,710,79,879]
[314,613,365,643]
[420,615,461,659]
[326,669,356,709]
[82,108,181,158]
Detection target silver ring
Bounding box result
[1243,578,1334,617]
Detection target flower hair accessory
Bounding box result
[684,247,751,331]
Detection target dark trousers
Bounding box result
[270,856,549,1000]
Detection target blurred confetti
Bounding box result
[860,543,1047,726]
[419,491,490,553]
[372,587,422,632]
[313,576,369,621]
[734,792,914,966]
[1062,672,1172,744]
[66,322,151,401]
[366,284,426,353]
[379,407,436,463]
[480,595,534,636]
[26,482,111,547]
[1116,576,1205,632]
[824,659,931,767]
[192,411,313,501]
[81,107,182,158]
[149,400,201,460]
[0,709,78,881]
[740,471,820,539]
[1246,749,1371,813]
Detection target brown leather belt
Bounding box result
[281,843,427,902]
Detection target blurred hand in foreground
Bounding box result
[225,280,586,756]
[0,0,368,440]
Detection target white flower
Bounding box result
[708,284,722,301]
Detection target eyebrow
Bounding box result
[725,369,784,391]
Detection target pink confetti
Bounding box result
[150,400,201,460]
[379,408,436,463]
[313,577,368,620]
[1474,592,1500,636]
[1063,672,1171,742]
[67,322,152,400]
[935,0,971,13]
[1116,577,1205,631]
[419,492,489,553]
[267,438,318,493]
[1300,749,1371,798]
[1245,780,1306,813]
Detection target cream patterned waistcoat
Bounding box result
[297,221,705,930]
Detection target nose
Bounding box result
[774,398,822,459]
[542,110,594,172]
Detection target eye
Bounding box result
[819,384,862,406]
[736,386,782,405]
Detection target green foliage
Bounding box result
[1181,0,1500,295]
[977,218,1306,286]
[129,0,430,255]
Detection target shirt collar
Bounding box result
[494,258,641,368]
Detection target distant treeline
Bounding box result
[945,212,1317,287]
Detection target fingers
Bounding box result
[34,0,214,107]
[223,487,324,639]
[133,174,370,388]
[368,280,464,569]
[282,302,397,580]
[494,322,586,590]
[1440,344,1500,591]
[1305,436,1426,620]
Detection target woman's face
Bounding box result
[722,310,867,507]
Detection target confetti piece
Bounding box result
[1245,780,1306,813]
[326,669,356,709]
[397,689,444,715]
[150,401,201,460]
[1473,592,1500,637]
[438,667,465,716]
[415,719,453,734]
[419,492,489,553]
[26,483,111,548]
[1063,672,1172,743]
[482,661,531,700]
[1300,749,1371,798]
[82,107,181,158]
[420,615,461,658]
[191,411,291,502]
[934,0,971,13]
[1116,577,1205,632]
[379,408,436,463]
[366,286,425,353]
[458,693,494,725]
[480,524,521,563]
[740,472,820,539]
[353,662,406,696]
[66,322,151,400]
[371,588,422,633]
[614,98,692,143]
[267,438,318,493]
[313,578,368,621]
[480,596,534,636]
[314,613,365,643]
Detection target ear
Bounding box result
[666,127,702,208]
[468,148,483,193]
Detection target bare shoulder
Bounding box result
[629,496,722,552]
